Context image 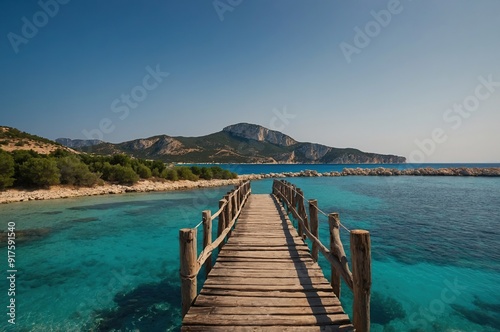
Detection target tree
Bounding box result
[200,167,213,180]
[110,154,131,167]
[57,156,99,187]
[176,167,198,181]
[0,151,15,189]
[107,164,139,185]
[19,157,60,187]
[162,168,178,181]
[136,164,152,179]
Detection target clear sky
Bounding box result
[1,0,499,162]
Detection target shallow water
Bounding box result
[1,176,499,331]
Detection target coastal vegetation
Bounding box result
[0,148,237,190]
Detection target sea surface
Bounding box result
[1,165,499,331]
[183,163,500,175]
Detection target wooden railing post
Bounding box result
[309,199,319,262]
[202,210,212,278]
[224,193,232,238]
[231,190,237,220]
[297,189,309,232]
[217,199,226,251]
[179,228,197,317]
[296,190,303,238]
[351,230,371,332]
[328,213,341,297]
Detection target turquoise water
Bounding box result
[185,163,500,175]
[1,176,500,331]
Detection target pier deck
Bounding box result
[181,194,354,331]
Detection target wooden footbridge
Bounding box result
[179,180,371,331]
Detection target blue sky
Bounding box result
[1,0,499,162]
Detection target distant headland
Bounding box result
[59,123,406,164]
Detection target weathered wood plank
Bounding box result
[208,269,327,278]
[187,306,346,315]
[205,276,330,285]
[199,289,340,299]
[194,295,342,307]
[182,325,354,332]
[212,261,321,270]
[183,313,352,326]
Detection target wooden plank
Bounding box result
[208,269,327,278]
[212,261,321,270]
[217,251,312,259]
[201,284,334,292]
[194,295,342,307]
[205,276,330,285]
[220,245,310,251]
[199,289,340,299]
[187,306,346,315]
[183,313,352,326]
[182,325,354,332]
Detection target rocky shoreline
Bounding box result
[1,167,499,204]
[248,167,500,178]
[0,178,249,204]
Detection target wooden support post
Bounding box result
[297,191,303,238]
[298,189,309,232]
[232,191,238,219]
[329,214,341,298]
[179,228,197,317]
[351,230,371,332]
[309,199,319,262]
[202,210,212,278]
[224,194,232,238]
[217,199,226,251]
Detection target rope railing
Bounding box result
[179,180,251,318]
[277,180,352,232]
[272,179,371,332]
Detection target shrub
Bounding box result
[136,164,152,179]
[107,164,139,185]
[57,156,99,187]
[19,157,60,187]
[190,166,202,176]
[162,168,178,181]
[110,154,131,167]
[200,167,213,180]
[176,167,198,181]
[0,151,15,189]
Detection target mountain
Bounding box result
[76,123,406,164]
[56,138,104,148]
[0,126,75,154]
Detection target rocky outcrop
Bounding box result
[223,123,297,147]
[56,138,103,148]
[296,143,331,161]
[245,167,500,179]
[77,123,406,163]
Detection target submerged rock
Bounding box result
[371,292,406,325]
